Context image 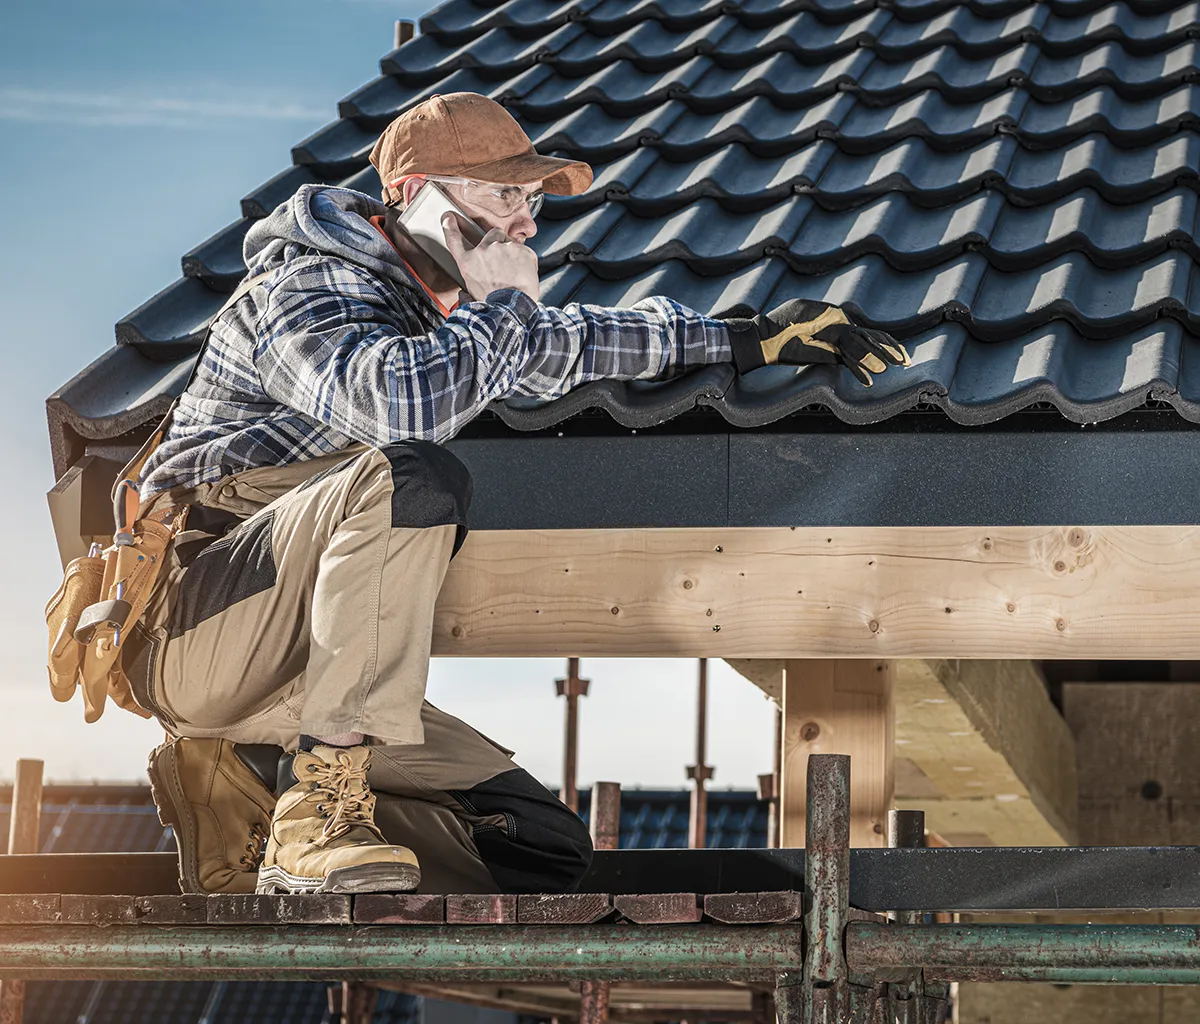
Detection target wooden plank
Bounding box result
[0,895,59,924]
[1064,682,1200,846]
[518,893,613,925]
[895,660,1077,846]
[613,893,702,924]
[0,852,178,895]
[957,983,1161,1024]
[704,891,802,924]
[206,894,351,925]
[731,658,1078,847]
[354,894,444,924]
[433,527,1200,658]
[132,895,208,925]
[445,894,517,924]
[60,895,139,926]
[781,660,894,848]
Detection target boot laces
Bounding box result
[307,750,375,845]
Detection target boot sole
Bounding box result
[146,742,200,894]
[256,861,421,895]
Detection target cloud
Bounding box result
[0,86,329,129]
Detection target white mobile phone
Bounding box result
[398,182,485,287]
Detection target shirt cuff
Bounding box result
[484,288,540,323]
[725,319,767,373]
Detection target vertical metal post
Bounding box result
[590,782,621,852]
[6,760,42,856]
[687,658,714,849]
[556,659,590,814]
[582,783,620,1024]
[340,981,378,1024]
[803,754,850,1024]
[1,759,43,1024]
[393,20,414,48]
[763,701,782,845]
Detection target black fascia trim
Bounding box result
[448,425,1200,529]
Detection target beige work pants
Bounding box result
[126,442,591,894]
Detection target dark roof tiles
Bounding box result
[45,0,1200,476]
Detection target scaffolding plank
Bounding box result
[704,891,804,924]
[519,893,613,924]
[61,895,140,926]
[14,847,1200,911]
[615,893,703,924]
[206,894,351,925]
[133,895,208,925]
[0,894,60,923]
[355,894,445,924]
[446,895,518,924]
[0,852,177,895]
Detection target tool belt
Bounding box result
[44,269,268,723]
[45,499,187,723]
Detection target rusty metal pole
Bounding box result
[803,754,851,1024]
[340,981,378,1024]
[589,782,621,852]
[582,783,620,1024]
[1,759,43,1024]
[687,659,714,849]
[556,659,590,814]
[759,707,783,849]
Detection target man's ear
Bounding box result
[401,176,427,208]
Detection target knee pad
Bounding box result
[380,441,472,556]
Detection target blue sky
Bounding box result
[0,0,775,785]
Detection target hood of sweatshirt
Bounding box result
[243,184,425,298]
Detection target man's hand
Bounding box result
[443,214,540,303]
[725,299,910,387]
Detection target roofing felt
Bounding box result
[46,0,1200,478]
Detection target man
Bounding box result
[133,92,908,896]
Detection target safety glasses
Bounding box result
[388,173,544,219]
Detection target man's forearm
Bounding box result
[494,289,733,402]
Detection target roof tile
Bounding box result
[45,0,1200,476]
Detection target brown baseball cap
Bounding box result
[370,92,593,203]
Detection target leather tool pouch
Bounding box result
[44,270,267,724]
[45,509,186,723]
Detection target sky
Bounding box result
[0,0,776,787]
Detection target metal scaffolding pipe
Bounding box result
[0,925,801,982]
[687,658,713,851]
[848,922,1200,973]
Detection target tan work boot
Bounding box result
[147,737,279,894]
[256,744,420,894]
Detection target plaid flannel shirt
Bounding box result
[140,245,734,498]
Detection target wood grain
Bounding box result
[433,527,1200,658]
[354,894,445,924]
[206,894,351,925]
[518,893,612,925]
[704,891,803,924]
[0,895,59,924]
[781,660,894,848]
[614,893,702,924]
[445,894,517,924]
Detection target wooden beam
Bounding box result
[895,660,1077,846]
[432,527,1200,658]
[730,660,1077,847]
[780,660,894,848]
[1064,682,1200,846]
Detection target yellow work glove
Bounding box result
[726,299,911,387]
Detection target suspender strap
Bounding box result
[113,270,273,500]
